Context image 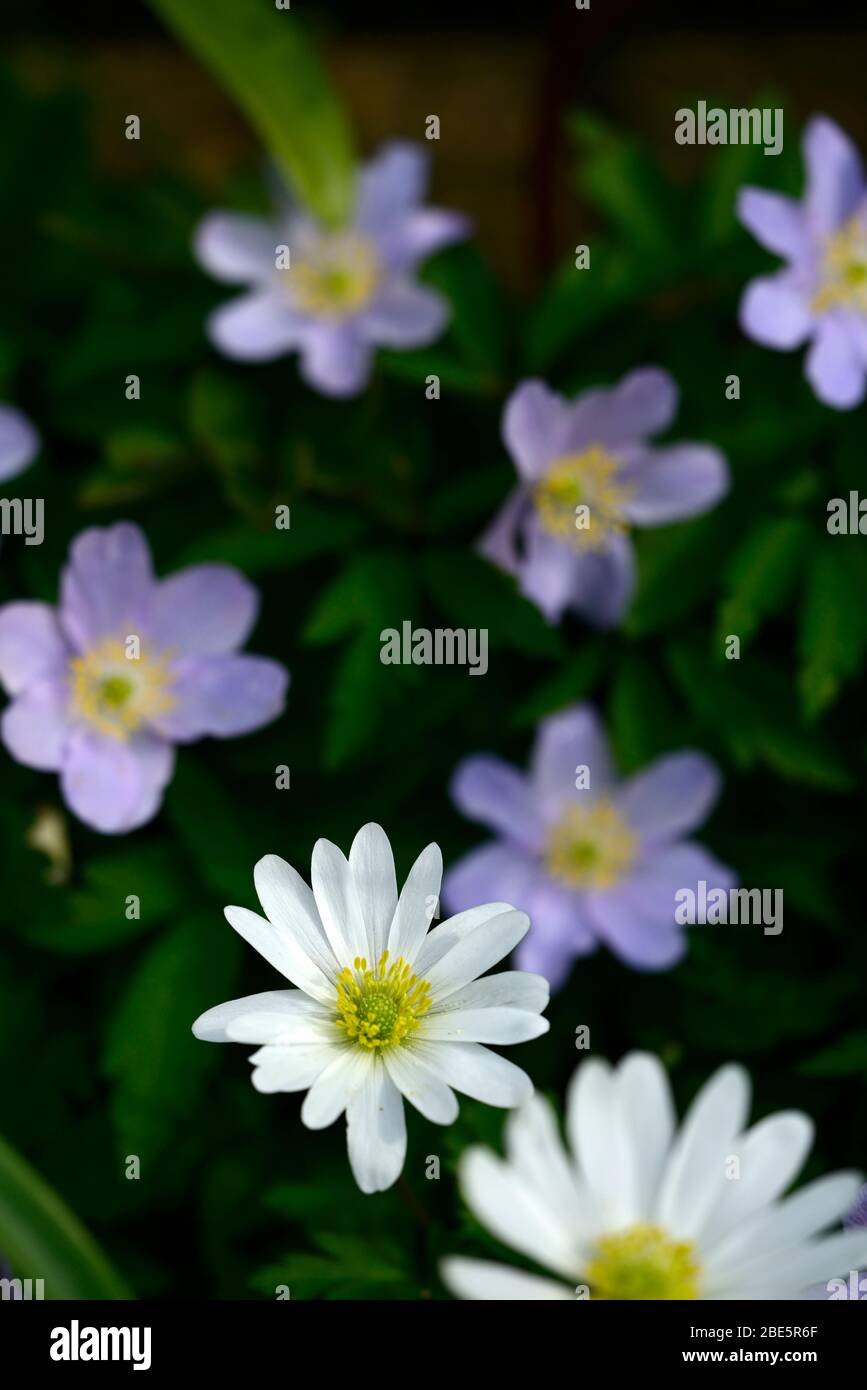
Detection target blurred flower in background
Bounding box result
[479,369,728,627]
[738,115,867,410]
[442,1052,867,1301]
[194,141,470,398]
[443,703,734,985]
[193,823,549,1194]
[0,522,288,833]
[0,404,39,483]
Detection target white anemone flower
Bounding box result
[193,823,549,1194]
[442,1052,867,1300]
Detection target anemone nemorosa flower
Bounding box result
[0,404,39,483]
[194,142,470,399]
[738,115,867,409]
[443,703,735,985]
[192,824,549,1194]
[478,368,728,628]
[0,523,288,833]
[441,1052,867,1301]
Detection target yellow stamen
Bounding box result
[69,638,176,740]
[287,232,380,318]
[533,446,633,551]
[334,950,432,1050]
[586,1224,700,1300]
[812,215,867,314]
[545,798,636,891]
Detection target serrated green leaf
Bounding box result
[799,544,867,720]
[717,516,807,651]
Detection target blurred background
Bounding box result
[1,0,866,1299]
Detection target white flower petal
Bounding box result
[348,823,398,963]
[192,989,321,1042]
[423,909,530,1000]
[300,1046,372,1129]
[704,1171,864,1286]
[310,837,370,965]
[346,1063,407,1194]
[414,902,515,976]
[386,840,443,964]
[227,1011,339,1046]
[654,1064,751,1240]
[254,853,338,980]
[441,1256,574,1301]
[223,905,333,1004]
[566,1058,641,1229]
[505,1094,598,1243]
[249,1043,336,1093]
[383,1046,458,1124]
[616,1052,676,1221]
[413,1039,532,1107]
[458,1147,580,1280]
[435,970,549,1016]
[419,1006,549,1044]
[727,1227,867,1299]
[701,1111,814,1251]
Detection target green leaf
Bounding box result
[175,503,367,575]
[627,509,732,637]
[799,544,867,720]
[421,550,563,659]
[512,640,607,727]
[0,1132,131,1298]
[607,651,686,772]
[103,913,240,1163]
[146,0,355,225]
[164,758,268,902]
[717,516,807,651]
[801,1030,867,1077]
[24,844,186,954]
[568,111,676,255]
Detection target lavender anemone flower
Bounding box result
[442,704,735,987]
[738,115,867,409]
[194,141,470,399]
[479,368,728,628]
[0,523,288,834]
[0,404,39,483]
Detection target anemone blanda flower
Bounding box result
[441,1052,867,1301]
[738,115,867,410]
[442,703,734,985]
[192,824,549,1194]
[0,404,39,483]
[478,368,728,628]
[0,522,288,834]
[194,142,470,399]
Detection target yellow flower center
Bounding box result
[813,215,867,314]
[287,232,380,318]
[586,1224,700,1300]
[334,951,432,1050]
[545,798,636,891]
[69,638,176,740]
[533,446,633,552]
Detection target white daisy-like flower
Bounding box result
[442,1052,867,1300]
[192,823,549,1194]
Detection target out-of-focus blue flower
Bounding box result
[442,703,735,987]
[0,523,288,834]
[194,141,470,398]
[0,404,39,483]
[479,369,728,628]
[738,115,867,409]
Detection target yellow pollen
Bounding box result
[287,232,380,318]
[334,950,432,1050]
[812,215,867,314]
[69,638,176,740]
[545,798,636,891]
[586,1224,700,1300]
[533,446,633,551]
